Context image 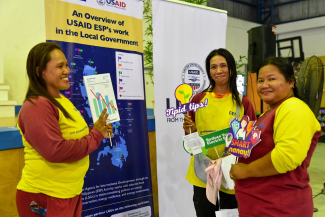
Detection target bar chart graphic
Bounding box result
[84,73,120,123]
[90,89,117,118]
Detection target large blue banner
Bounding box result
[45,1,153,216]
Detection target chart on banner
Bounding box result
[116,51,144,100]
[84,73,120,123]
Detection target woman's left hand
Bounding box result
[230,163,249,181]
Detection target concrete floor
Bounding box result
[309,142,325,216]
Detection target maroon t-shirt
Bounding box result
[235,102,320,217]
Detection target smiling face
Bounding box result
[257,64,294,109]
[241,119,247,129]
[209,55,230,89]
[42,49,70,98]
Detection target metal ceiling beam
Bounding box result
[275,0,303,7]
[258,0,274,24]
[258,1,270,9]
[229,0,304,24]
[230,0,256,7]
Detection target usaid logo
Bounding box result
[181,63,207,94]
[97,0,105,6]
[106,0,127,8]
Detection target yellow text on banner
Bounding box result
[45,0,143,53]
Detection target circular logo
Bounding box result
[181,63,207,95]
[97,0,105,6]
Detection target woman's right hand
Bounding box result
[183,113,196,134]
[94,108,113,138]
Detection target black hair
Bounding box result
[256,57,301,100]
[25,42,74,120]
[204,48,241,107]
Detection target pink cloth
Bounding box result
[205,158,223,205]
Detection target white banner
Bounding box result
[59,0,143,19]
[153,0,227,216]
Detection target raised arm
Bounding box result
[19,99,112,163]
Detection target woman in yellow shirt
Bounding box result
[16,42,113,217]
[230,57,321,217]
[183,48,256,217]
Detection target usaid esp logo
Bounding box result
[106,0,127,8]
[97,0,105,6]
[181,63,207,94]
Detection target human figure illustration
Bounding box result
[236,116,248,140]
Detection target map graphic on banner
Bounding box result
[55,41,151,217]
[65,43,131,169]
[44,0,153,216]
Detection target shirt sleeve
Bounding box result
[243,96,257,120]
[271,98,321,173]
[18,98,104,163]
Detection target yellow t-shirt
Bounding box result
[17,96,100,198]
[186,93,255,194]
[271,97,321,173]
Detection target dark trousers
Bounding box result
[193,185,238,217]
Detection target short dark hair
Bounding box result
[25,42,73,120]
[256,57,301,99]
[204,48,241,107]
